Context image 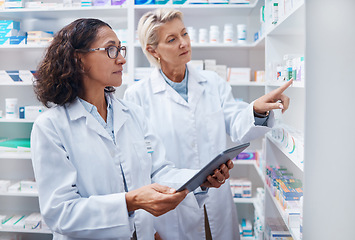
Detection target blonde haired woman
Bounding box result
[125,8,292,240]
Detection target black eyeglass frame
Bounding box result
[76,45,126,59]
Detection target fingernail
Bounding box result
[279,104,284,109]
[169,188,176,194]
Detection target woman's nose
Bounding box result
[180,38,188,48]
[115,53,126,65]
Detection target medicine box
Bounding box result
[19,106,45,120]
[236,151,258,160]
[93,0,110,6]
[2,215,26,229]
[7,70,22,82]
[0,20,20,30]
[20,180,37,192]
[0,37,9,45]
[215,65,227,81]
[0,180,11,192]
[135,0,155,4]
[4,0,24,9]
[0,71,13,83]
[26,37,53,45]
[10,36,26,45]
[24,212,42,230]
[7,182,20,193]
[241,219,253,237]
[0,138,30,153]
[172,0,186,3]
[227,68,251,84]
[229,0,250,3]
[26,31,53,39]
[230,179,243,198]
[19,70,36,83]
[0,28,18,37]
[155,0,169,4]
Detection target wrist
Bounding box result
[125,190,138,212]
[254,110,269,118]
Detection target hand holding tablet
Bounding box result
[177,142,250,192]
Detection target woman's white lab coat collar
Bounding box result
[150,63,207,94]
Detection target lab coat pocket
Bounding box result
[133,141,152,180]
[205,109,226,156]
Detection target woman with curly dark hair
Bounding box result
[31,18,233,240]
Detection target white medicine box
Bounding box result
[227,68,251,84]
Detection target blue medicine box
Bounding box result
[0,37,10,45]
[135,0,155,4]
[10,36,26,45]
[0,20,20,30]
[6,70,22,82]
[0,28,19,37]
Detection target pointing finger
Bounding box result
[273,79,293,95]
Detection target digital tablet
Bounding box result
[177,142,250,192]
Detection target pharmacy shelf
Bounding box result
[233,197,255,204]
[135,2,259,9]
[0,74,129,87]
[266,133,303,172]
[266,1,304,36]
[0,191,38,197]
[134,1,260,16]
[0,82,33,86]
[0,228,51,234]
[0,45,47,49]
[134,41,264,49]
[0,152,31,159]
[240,236,255,240]
[266,186,300,240]
[230,82,265,87]
[0,6,128,19]
[266,80,304,88]
[0,118,34,123]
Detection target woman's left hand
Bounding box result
[254,79,293,114]
[201,160,234,188]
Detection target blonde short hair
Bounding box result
[137,8,183,68]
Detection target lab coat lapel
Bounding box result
[151,68,189,108]
[187,64,206,112]
[67,98,112,141]
[111,96,128,139]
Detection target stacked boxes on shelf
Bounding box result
[240,218,253,238]
[265,165,302,229]
[0,138,30,153]
[265,217,293,240]
[135,0,249,5]
[254,188,265,240]
[0,212,49,231]
[0,20,26,45]
[230,178,252,198]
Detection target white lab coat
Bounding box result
[31,94,202,240]
[124,64,274,240]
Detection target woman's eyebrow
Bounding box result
[103,40,121,46]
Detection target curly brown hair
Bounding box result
[34,18,115,108]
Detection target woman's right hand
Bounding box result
[125,183,188,217]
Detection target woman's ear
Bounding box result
[146,45,159,59]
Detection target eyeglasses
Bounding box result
[77,45,126,59]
